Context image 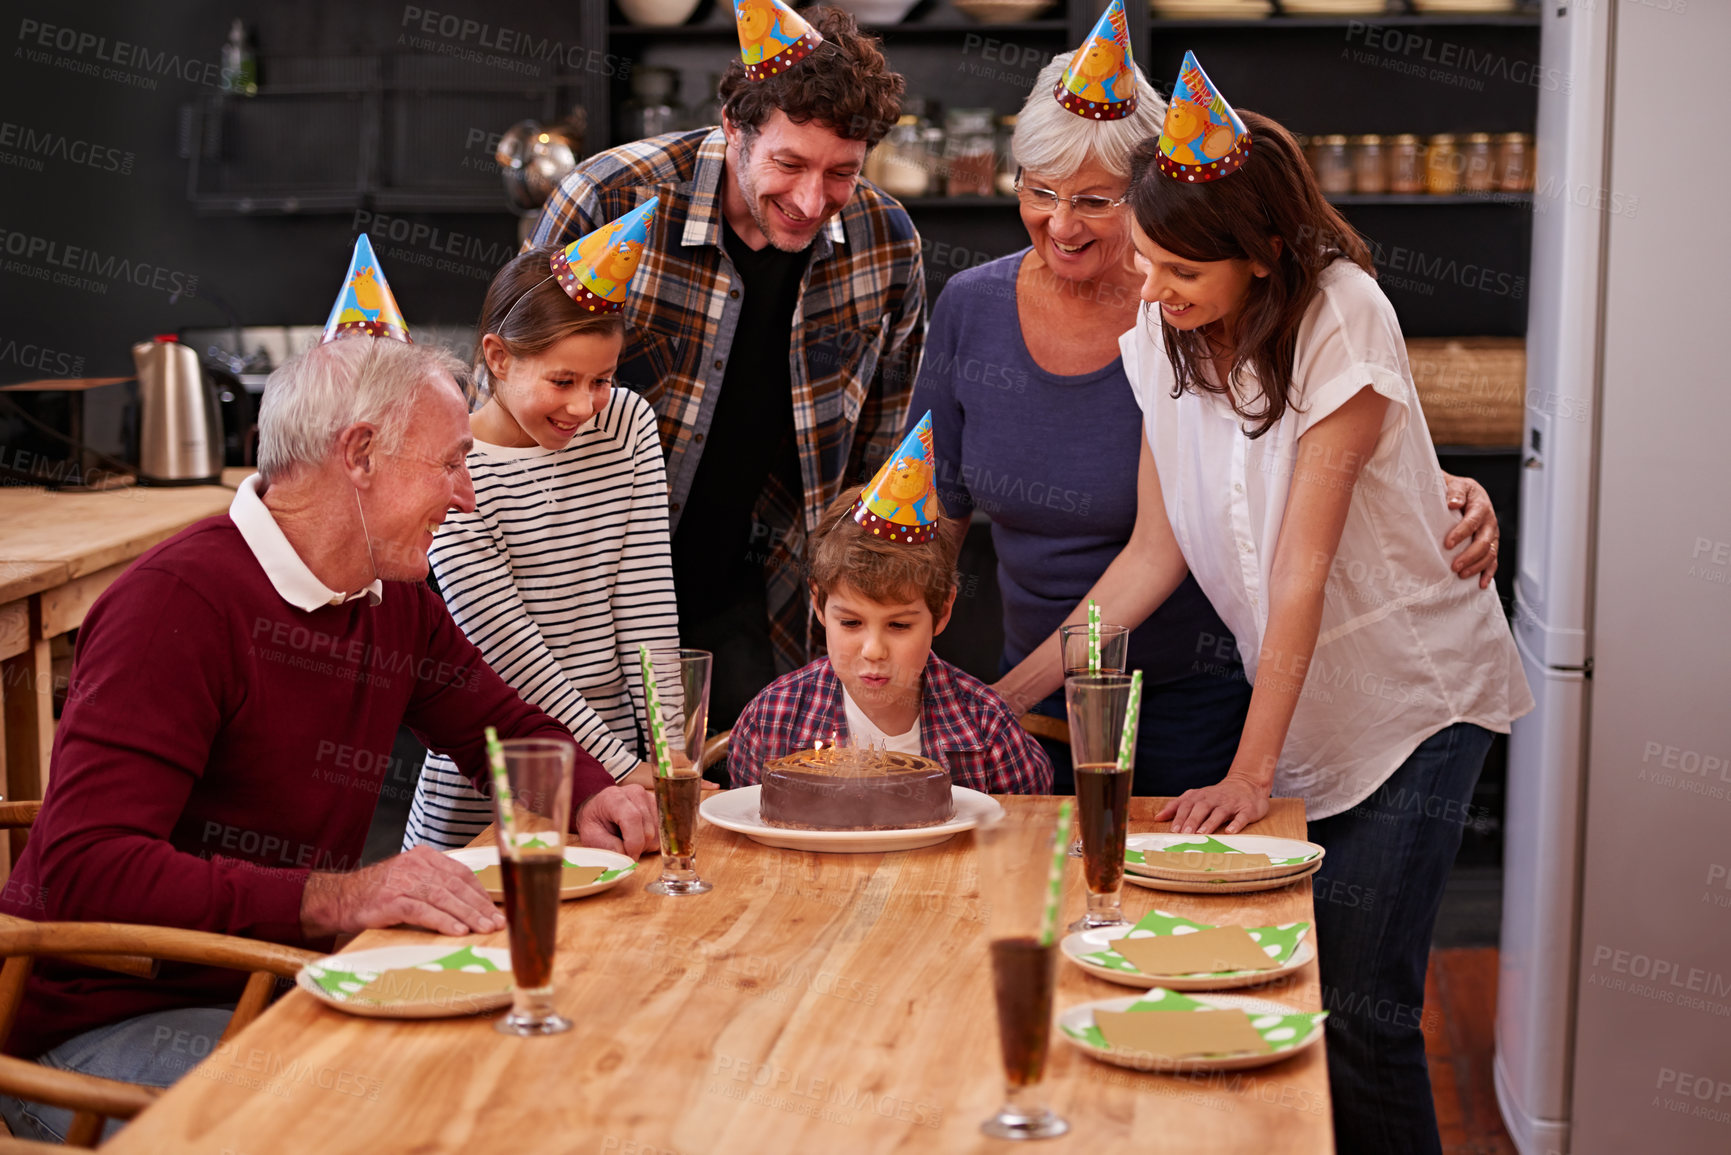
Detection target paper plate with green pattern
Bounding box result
[445,842,636,901]
[1123,856,1322,894]
[1124,833,1324,883]
[297,944,514,1019]
[1061,909,1315,990]
[1059,989,1328,1073]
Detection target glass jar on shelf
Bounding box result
[1425,133,1461,195]
[1461,132,1495,193]
[876,114,931,198]
[617,66,683,142]
[1313,134,1353,197]
[996,114,1019,197]
[945,107,997,197]
[1352,134,1386,195]
[1495,132,1533,192]
[1387,133,1424,194]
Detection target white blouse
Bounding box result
[1122,260,1533,820]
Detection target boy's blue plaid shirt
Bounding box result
[529,129,927,673]
[727,655,1054,795]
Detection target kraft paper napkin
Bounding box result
[1109,926,1281,975]
[1094,1007,1271,1060]
[473,863,609,891]
[1126,834,1318,870]
[1064,988,1328,1058]
[353,968,513,1006]
[306,945,503,1001]
[1081,910,1310,976]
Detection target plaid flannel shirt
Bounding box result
[528,129,926,674]
[727,655,1053,794]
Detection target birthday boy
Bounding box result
[728,415,1053,794]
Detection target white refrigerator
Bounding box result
[1495,2,1731,1154]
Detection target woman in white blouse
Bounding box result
[996,109,1533,1153]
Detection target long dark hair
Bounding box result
[1127,110,1373,438]
[475,249,625,396]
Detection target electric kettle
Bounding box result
[132,334,224,485]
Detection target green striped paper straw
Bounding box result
[639,644,673,778]
[1116,670,1144,772]
[1086,600,1101,673]
[1039,799,1074,947]
[484,725,515,845]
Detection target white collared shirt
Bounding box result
[228,474,383,611]
[1123,260,1533,819]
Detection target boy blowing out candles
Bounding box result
[728,414,1053,794]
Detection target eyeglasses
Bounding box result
[1012,169,1127,219]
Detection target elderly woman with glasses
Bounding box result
[911,48,1502,797]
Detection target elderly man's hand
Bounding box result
[575,784,658,858]
[300,846,505,938]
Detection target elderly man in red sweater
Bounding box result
[0,337,656,1143]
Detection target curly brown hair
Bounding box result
[1127,109,1374,439]
[808,484,957,620]
[719,6,904,148]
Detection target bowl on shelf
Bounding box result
[954,0,1057,22]
[831,0,923,23]
[614,0,703,26]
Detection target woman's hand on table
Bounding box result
[617,761,721,794]
[300,846,505,938]
[1441,472,1500,589]
[576,783,659,857]
[1154,772,1272,836]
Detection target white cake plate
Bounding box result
[698,785,1002,853]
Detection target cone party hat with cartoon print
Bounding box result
[1054,0,1138,121]
[548,197,659,314]
[853,411,940,545]
[321,234,410,344]
[1156,51,1251,182]
[734,0,823,82]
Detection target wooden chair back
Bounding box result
[0,921,317,1147]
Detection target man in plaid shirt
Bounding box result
[527,6,924,727]
[728,484,1053,796]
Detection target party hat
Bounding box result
[735,0,822,82]
[1054,0,1138,121]
[852,411,939,545]
[1157,51,1251,183]
[549,197,659,314]
[321,234,410,344]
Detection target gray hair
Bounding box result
[256,338,470,484]
[1012,51,1168,183]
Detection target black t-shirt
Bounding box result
[671,218,810,621]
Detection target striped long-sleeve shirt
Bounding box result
[404,388,678,850]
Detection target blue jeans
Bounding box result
[1026,661,1253,797]
[0,1005,233,1143]
[1308,722,1494,1155]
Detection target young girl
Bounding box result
[999,56,1532,1154]
[405,204,681,851]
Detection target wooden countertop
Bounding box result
[105,797,1330,1155]
[0,468,250,582]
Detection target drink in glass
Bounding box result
[975,809,1068,1141]
[1064,674,1137,931]
[1058,621,1129,677]
[1058,622,1128,855]
[643,647,714,896]
[491,737,575,1036]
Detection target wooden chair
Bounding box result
[1018,713,1069,745]
[699,731,730,775]
[0,806,41,833]
[0,921,318,1147]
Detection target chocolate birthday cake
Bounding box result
[759,747,954,831]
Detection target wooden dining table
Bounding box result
[104,797,1332,1154]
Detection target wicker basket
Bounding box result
[1405,338,1525,448]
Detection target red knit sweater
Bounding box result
[0,515,614,1057]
